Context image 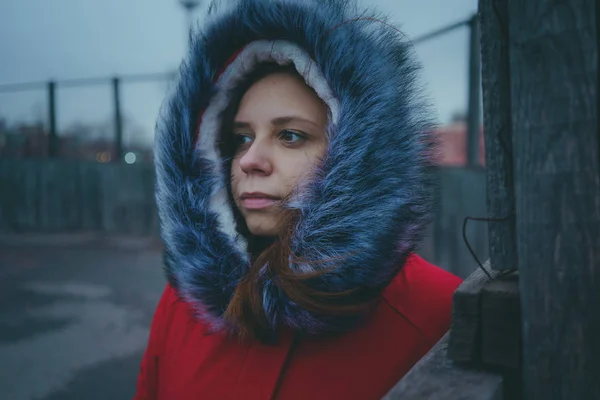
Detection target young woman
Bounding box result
[135,0,462,399]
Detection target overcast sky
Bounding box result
[0,0,477,145]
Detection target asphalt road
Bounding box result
[0,234,166,400]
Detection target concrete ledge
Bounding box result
[382,333,504,400]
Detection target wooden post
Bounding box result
[467,14,482,168]
[47,81,58,157]
[113,77,123,162]
[479,0,517,272]
[508,0,600,398]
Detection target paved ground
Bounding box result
[0,234,166,400]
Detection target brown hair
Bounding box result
[218,63,373,340]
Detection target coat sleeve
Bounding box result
[133,284,175,400]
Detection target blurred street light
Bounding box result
[179,0,202,49]
[124,152,137,164]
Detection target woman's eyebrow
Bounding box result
[233,116,320,130]
[232,121,252,130]
[271,116,320,128]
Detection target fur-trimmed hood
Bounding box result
[154,0,436,337]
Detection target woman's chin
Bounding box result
[246,220,278,237]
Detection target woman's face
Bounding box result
[230,71,328,237]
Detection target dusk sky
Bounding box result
[0,0,478,146]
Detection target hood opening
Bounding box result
[196,40,340,258]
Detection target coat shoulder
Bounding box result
[381,254,463,343]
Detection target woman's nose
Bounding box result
[238,140,273,175]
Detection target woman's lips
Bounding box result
[240,193,280,210]
[241,197,278,210]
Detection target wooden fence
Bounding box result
[0,159,159,235]
[0,159,487,278]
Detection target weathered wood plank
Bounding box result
[13,160,39,231]
[508,0,600,398]
[37,160,61,231]
[383,333,504,400]
[100,162,157,235]
[38,160,81,231]
[481,271,520,369]
[479,0,517,271]
[140,164,160,235]
[78,162,102,231]
[100,163,119,233]
[0,158,14,231]
[447,261,499,363]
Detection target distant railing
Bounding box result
[0,72,176,161]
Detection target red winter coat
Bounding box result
[134,254,461,400]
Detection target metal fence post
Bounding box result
[48,81,58,157]
[113,77,123,162]
[467,14,481,168]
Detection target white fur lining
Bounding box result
[197,40,340,256]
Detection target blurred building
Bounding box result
[432,121,485,167]
[0,119,49,158]
[0,118,153,163]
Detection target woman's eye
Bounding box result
[234,134,253,148]
[279,130,306,145]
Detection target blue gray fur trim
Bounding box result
[154,0,437,336]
